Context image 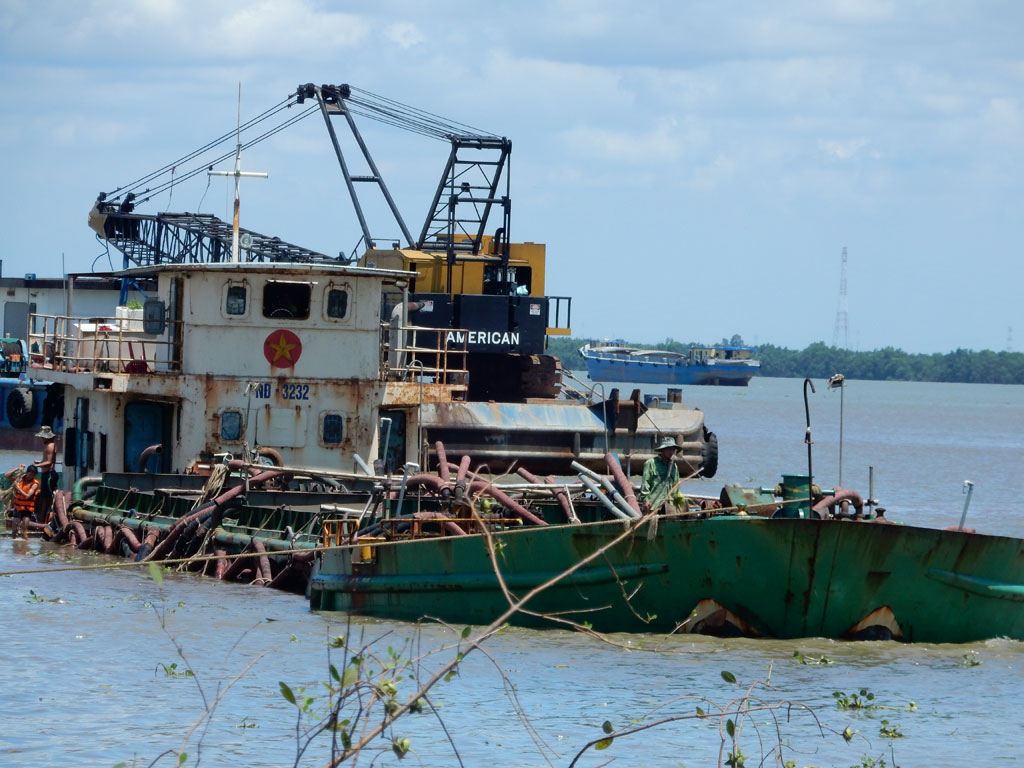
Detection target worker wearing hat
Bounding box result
[34,425,58,523]
[638,436,681,513]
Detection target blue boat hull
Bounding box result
[582,355,758,386]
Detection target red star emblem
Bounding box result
[264,330,302,367]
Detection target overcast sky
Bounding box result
[2,1,1022,353]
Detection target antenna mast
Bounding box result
[208,84,269,262]
[832,246,849,349]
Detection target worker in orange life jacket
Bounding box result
[11,465,40,540]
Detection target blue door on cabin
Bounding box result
[377,409,406,475]
[124,401,172,473]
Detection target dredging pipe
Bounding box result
[443,462,548,526]
[604,453,641,515]
[572,461,638,519]
[578,474,632,521]
[137,444,163,473]
[516,467,578,523]
[812,487,865,518]
[435,441,451,484]
[72,476,103,501]
[444,460,548,528]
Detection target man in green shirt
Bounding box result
[639,436,681,513]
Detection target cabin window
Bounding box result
[325,285,350,321]
[263,281,311,320]
[483,265,532,296]
[225,284,247,316]
[322,413,344,445]
[220,410,243,441]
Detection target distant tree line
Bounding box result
[547,335,1024,385]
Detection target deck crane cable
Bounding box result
[108,95,300,199]
[103,86,500,210]
[344,85,501,142]
[129,102,318,207]
[344,88,456,136]
[344,99,492,141]
[130,102,316,205]
[103,97,315,207]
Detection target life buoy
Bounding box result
[6,387,36,429]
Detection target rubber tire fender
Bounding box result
[701,428,719,479]
[6,386,36,429]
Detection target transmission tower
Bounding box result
[832,246,849,349]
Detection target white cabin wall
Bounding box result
[40,264,420,481]
[157,270,399,472]
[200,378,388,473]
[173,271,385,380]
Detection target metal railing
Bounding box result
[28,314,183,374]
[546,295,572,334]
[380,323,469,386]
[559,367,598,403]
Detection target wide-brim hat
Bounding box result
[654,436,682,451]
[35,426,56,439]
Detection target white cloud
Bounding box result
[817,0,896,24]
[384,22,424,50]
[3,0,371,61]
[984,97,1022,136]
[207,1,370,59]
[49,117,147,147]
[688,153,741,191]
[818,137,870,161]
[562,117,683,164]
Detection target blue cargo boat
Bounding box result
[579,342,760,386]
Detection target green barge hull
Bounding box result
[311,515,1024,643]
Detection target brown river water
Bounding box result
[1,377,1022,766]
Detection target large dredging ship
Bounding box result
[25,84,1024,644]
[35,82,717,487]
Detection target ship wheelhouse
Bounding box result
[28,263,468,485]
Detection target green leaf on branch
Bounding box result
[721,670,737,683]
[602,720,614,734]
[149,562,163,588]
[392,737,411,758]
[279,681,296,705]
[342,666,358,687]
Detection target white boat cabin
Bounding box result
[29,262,467,485]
